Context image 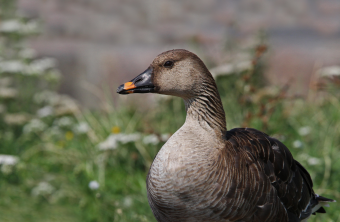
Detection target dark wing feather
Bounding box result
[223,128,314,221]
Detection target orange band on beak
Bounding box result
[124,82,136,90]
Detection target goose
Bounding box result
[117,49,335,222]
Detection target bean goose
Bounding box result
[117,49,335,222]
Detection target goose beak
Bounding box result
[117,67,155,94]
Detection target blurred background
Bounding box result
[0,0,340,221]
[16,0,340,107]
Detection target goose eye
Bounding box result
[163,61,174,68]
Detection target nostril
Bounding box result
[134,77,143,84]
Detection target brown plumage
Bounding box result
[117,49,335,222]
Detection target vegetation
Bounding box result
[0,2,339,222]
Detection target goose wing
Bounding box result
[220,128,314,222]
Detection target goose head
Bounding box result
[117,49,214,99]
[117,49,226,133]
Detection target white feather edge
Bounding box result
[301,201,332,222]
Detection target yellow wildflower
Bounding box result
[65,131,74,140]
[57,140,65,148]
[111,126,120,134]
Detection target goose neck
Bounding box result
[183,89,226,135]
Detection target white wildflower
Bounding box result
[0,19,22,33]
[54,116,73,127]
[34,92,77,114]
[19,48,36,59]
[119,133,141,144]
[4,113,30,125]
[44,69,61,82]
[143,134,159,145]
[307,157,321,165]
[0,155,19,174]
[98,133,141,150]
[298,126,311,136]
[161,134,170,142]
[292,140,303,148]
[45,126,63,138]
[98,134,118,150]
[0,88,17,99]
[88,180,100,190]
[34,58,56,70]
[22,20,39,33]
[210,61,253,78]
[31,182,55,196]
[23,119,47,134]
[33,90,58,104]
[26,58,57,75]
[73,122,90,134]
[0,60,25,73]
[318,66,340,77]
[53,96,79,116]
[0,155,19,165]
[298,154,321,166]
[123,196,133,207]
[37,106,54,118]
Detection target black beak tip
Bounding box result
[117,84,126,94]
